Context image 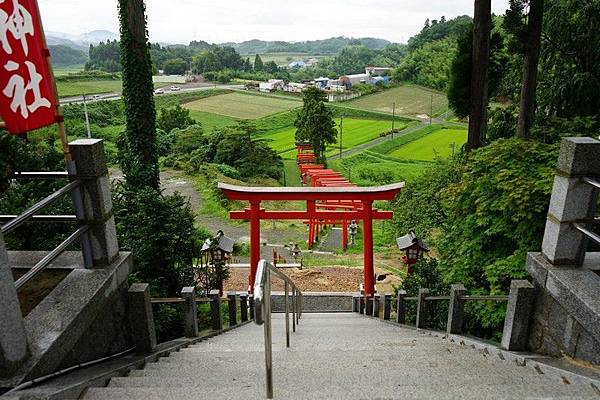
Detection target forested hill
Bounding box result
[220,37,392,55]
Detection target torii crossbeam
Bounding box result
[218,182,405,297]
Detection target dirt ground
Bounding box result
[223,266,402,293]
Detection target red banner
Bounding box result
[0,0,57,135]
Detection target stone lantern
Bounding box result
[396,230,429,275]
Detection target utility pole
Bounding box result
[391,102,396,139]
[429,94,433,126]
[82,94,91,138]
[339,115,344,159]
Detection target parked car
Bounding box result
[154,88,165,95]
[92,95,101,101]
[169,85,181,91]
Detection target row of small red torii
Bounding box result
[218,143,404,298]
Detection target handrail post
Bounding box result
[263,264,273,398]
[285,281,290,348]
[396,290,406,324]
[292,287,296,332]
[69,139,119,268]
[382,293,392,320]
[240,293,249,322]
[249,294,255,320]
[374,294,381,318]
[128,283,157,353]
[182,287,198,337]
[0,231,30,375]
[210,289,223,331]
[501,280,535,351]
[365,295,374,316]
[447,284,466,334]
[416,288,430,329]
[295,289,300,325]
[228,292,239,326]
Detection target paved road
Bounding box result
[60,84,244,105]
[83,313,599,399]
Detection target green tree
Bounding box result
[254,54,264,71]
[157,104,195,133]
[117,0,159,190]
[294,87,337,165]
[163,58,188,75]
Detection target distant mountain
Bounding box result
[48,45,87,66]
[46,30,119,52]
[221,37,393,55]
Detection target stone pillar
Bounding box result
[447,284,466,334]
[373,294,381,318]
[240,294,248,322]
[501,280,535,351]
[416,288,429,329]
[182,287,198,338]
[210,290,223,331]
[248,294,254,320]
[365,296,374,316]
[396,290,406,324]
[128,283,156,353]
[69,139,119,267]
[0,232,30,377]
[359,296,365,314]
[382,294,392,320]
[541,137,600,266]
[228,292,239,326]
[352,295,360,313]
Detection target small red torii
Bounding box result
[217,182,404,297]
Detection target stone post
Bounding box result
[182,287,198,338]
[128,283,156,353]
[0,232,30,377]
[228,292,239,326]
[416,288,430,329]
[240,293,248,322]
[352,295,359,313]
[501,280,536,351]
[541,137,600,266]
[382,293,392,320]
[249,294,254,320]
[373,294,381,318]
[69,139,119,267]
[396,290,406,324]
[210,290,223,331]
[359,296,365,314]
[365,296,374,316]
[447,284,466,334]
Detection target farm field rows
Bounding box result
[389,126,467,161]
[184,92,301,119]
[259,118,396,158]
[187,110,238,131]
[56,80,123,97]
[346,84,448,118]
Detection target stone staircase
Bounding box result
[82,313,599,399]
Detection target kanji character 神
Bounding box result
[0,0,35,56]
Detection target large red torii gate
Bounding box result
[218,182,404,297]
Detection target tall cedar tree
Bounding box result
[294,87,337,165]
[467,0,492,150]
[254,54,264,71]
[118,0,159,190]
[505,0,544,138]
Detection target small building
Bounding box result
[306,58,319,66]
[284,82,306,93]
[288,60,307,69]
[259,79,285,92]
[366,66,392,77]
[314,77,329,89]
[339,73,368,89]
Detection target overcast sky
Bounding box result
[39,0,511,44]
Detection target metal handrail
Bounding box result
[394,294,509,302]
[573,222,600,246]
[11,171,69,179]
[583,176,600,190]
[14,225,90,290]
[1,179,82,235]
[0,215,77,223]
[254,259,302,399]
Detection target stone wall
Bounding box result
[271,292,355,312]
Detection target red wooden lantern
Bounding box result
[396,231,429,275]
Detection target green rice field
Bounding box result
[346,84,448,118]
[56,80,123,97]
[187,110,238,131]
[183,92,301,120]
[389,127,467,161]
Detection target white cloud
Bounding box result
[38,0,510,44]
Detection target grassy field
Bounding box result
[259,118,397,158]
[187,110,238,131]
[53,65,85,76]
[346,84,448,118]
[184,92,301,120]
[389,126,467,161]
[56,80,123,97]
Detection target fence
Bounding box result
[353,279,535,351]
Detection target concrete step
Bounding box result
[84,384,599,400]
